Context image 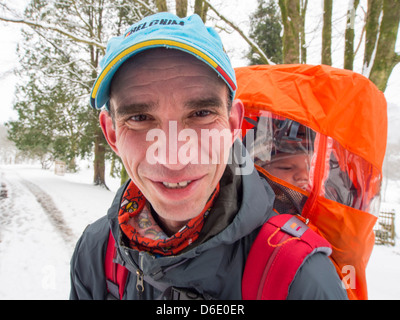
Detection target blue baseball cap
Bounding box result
[90,12,237,110]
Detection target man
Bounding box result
[70,12,347,300]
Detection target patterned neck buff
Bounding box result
[118,180,220,256]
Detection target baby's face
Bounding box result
[263,152,310,190]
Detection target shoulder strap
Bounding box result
[242,214,332,300]
[105,230,129,300]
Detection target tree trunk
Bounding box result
[300,0,308,63]
[110,152,117,178]
[279,0,301,64]
[175,0,187,18]
[93,125,107,188]
[344,0,360,70]
[155,0,168,12]
[321,0,332,65]
[89,1,107,186]
[120,163,129,186]
[194,0,208,22]
[363,0,383,76]
[368,0,400,91]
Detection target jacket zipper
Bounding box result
[137,252,145,299]
[136,269,144,295]
[123,248,145,299]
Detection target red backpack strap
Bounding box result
[242,214,332,300]
[104,230,129,300]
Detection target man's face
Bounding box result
[100,49,243,233]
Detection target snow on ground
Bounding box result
[366,178,400,300]
[0,163,399,300]
[0,163,120,300]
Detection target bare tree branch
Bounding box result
[0,16,106,50]
[354,21,365,57]
[71,1,95,38]
[133,0,157,15]
[203,0,274,65]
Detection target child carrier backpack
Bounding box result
[235,64,387,300]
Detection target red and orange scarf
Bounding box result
[118,181,219,256]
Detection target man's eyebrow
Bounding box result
[184,97,224,109]
[113,97,224,118]
[114,102,156,117]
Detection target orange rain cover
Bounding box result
[235,64,387,300]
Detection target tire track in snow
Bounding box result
[19,179,75,246]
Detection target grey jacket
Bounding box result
[69,166,347,300]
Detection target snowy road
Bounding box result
[0,168,75,299]
[0,165,117,299]
[0,164,399,300]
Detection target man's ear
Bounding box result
[99,110,119,156]
[229,99,244,142]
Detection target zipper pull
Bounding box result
[136,269,144,293]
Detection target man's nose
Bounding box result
[163,120,197,170]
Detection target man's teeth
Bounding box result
[162,181,192,189]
